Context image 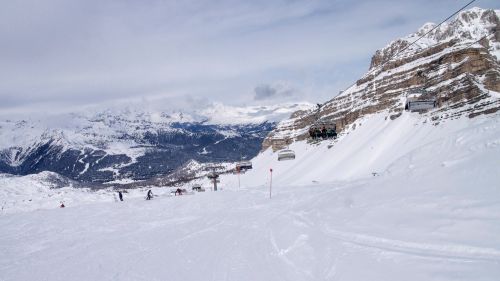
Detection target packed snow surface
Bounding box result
[1,112,500,280]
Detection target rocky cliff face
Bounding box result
[264,7,500,151]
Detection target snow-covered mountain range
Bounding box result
[0,102,313,185]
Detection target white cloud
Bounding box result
[0,0,499,114]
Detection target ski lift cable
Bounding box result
[326,0,477,105]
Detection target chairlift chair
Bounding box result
[309,120,337,140]
[404,89,437,112]
[278,149,296,161]
[192,184,205,192]
[236,161,253,170]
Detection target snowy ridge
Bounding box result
[374,7,500,66]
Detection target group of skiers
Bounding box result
[309,126,337,140]
[114,188,186,202]
[60,187,191,208]
[60,189,155,207]
[117,189,154,201]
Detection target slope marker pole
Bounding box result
[269,168,273,199]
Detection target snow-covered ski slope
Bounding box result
[1,111,500,281]
[222,111,500,187]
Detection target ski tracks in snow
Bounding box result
[323,227,500,263]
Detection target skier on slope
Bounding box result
[60,202,65,208]
[175,188,183,196]
[118,191,123,201]
[146,190,153,200]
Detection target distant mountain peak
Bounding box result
[416,22,437,35]
[371,7,500,70]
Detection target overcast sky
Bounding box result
[1,0,499,115]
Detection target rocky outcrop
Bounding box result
[263,8,500,151]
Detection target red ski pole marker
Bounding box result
[269,168,273,199]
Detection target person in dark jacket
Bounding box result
[175,188,183,196]
[309,127,315,139]
[146,190,153,200]
[321,126,327,139]
[313,128,320,139]
[60,202,65,208]
[118,191,123,201]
